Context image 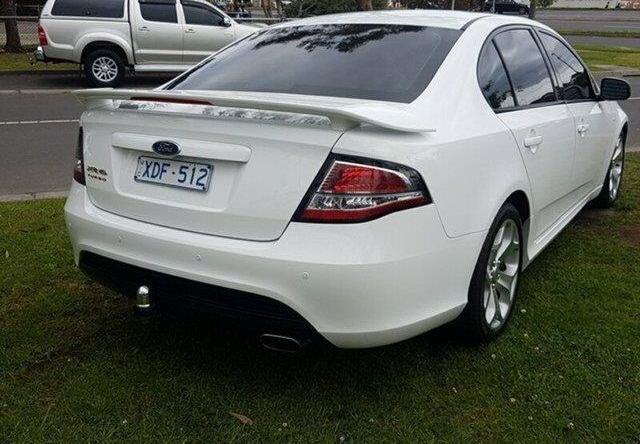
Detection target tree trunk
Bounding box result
[356,0,373,10]
[1,0,22,53]
[528,0,536,19]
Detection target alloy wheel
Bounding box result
[609,137,624,201]
[91,57,118,83]
[484,219,520,330]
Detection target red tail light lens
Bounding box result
[294,155,431,223]
[37,25,48,46]
[73,127,85,185]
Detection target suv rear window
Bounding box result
[51,0,125,18]
[169,24,462,103]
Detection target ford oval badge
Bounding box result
[152,141,181,156]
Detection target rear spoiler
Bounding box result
[73,89,436,133]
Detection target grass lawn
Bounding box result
[575,45,640,72]
[558,29,640,39]
[1,154,639,443]
[0,51,75,72]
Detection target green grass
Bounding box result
[558,29,640,39]
[575,44,640,71]
[0,50,75,72]
[1,155,640,443]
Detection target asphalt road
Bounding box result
[536,9,640,32]
[1,76,639,197]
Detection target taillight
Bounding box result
[37,25,48,46]
[294,155,431,223]
[73,127,85,185]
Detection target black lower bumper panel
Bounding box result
[79,251,315,332]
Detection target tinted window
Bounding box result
[183,4,224,26]
[494,29,556,106]
[478,42,515,110]
[539,32,593,101]
[169,24,462,103]
[139,0,177,23]
[52,0,124,18]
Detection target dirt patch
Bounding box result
[574,208,640,248]
[616,225,640,248]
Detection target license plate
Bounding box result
[134,156,213,191]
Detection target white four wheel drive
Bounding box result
[34,0,258,86]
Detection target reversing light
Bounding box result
[73,127,85,185]
[294,155,431,223]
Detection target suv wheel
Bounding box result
[84,49,125,87]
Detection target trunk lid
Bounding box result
[80,100,342,241]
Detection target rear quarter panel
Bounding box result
[334,22,532,240]
[39,0,132,63]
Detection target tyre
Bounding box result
[84,49,125,87]
[591,134,625,208]
[459,203,523,341]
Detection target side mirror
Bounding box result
[600,77,631,101]
[223,16,232,27]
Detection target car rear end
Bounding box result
[65,18,483,348]
[35,0,129,64]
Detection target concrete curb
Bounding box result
[0,70,78,76]
[0,190,69,202]
[0,89,72,94]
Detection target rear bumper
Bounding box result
[33,46,46,62]
[65,182,485,348]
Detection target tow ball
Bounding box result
[134,285,154,316]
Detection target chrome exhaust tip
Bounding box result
[134,285,153,315]
[259,333,307,353]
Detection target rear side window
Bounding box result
[139,0,177,23]
[478,42,515,110]
[169,24,462,103]
[494,29,556,107]
[539,32,593,101]
[52,0,125,18]
[183,3,225,26]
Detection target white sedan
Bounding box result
[65,10,631,350]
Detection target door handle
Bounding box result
[185,28,196,34]
[523,135,543,148]
[577,123,590,135]
[138,26,149,31]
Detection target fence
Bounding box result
[0,15,285,49]
[0,16,38,48]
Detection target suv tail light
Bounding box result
[294,155,431,223]
[73,127,85,185]
[37,25,48,46]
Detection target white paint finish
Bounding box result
[81,108,341,241]
[65,183,483,348]
[64,11,630,348]
[73,89,438,133]
[111,132,252,162]
[498,105,577,240]
[567,101,619,192]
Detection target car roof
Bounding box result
[273,10,544,31]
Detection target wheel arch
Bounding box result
[77,38,133,66]
[504,190,531,226]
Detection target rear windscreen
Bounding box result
[52,0,125,18]
[169,24,462,103]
